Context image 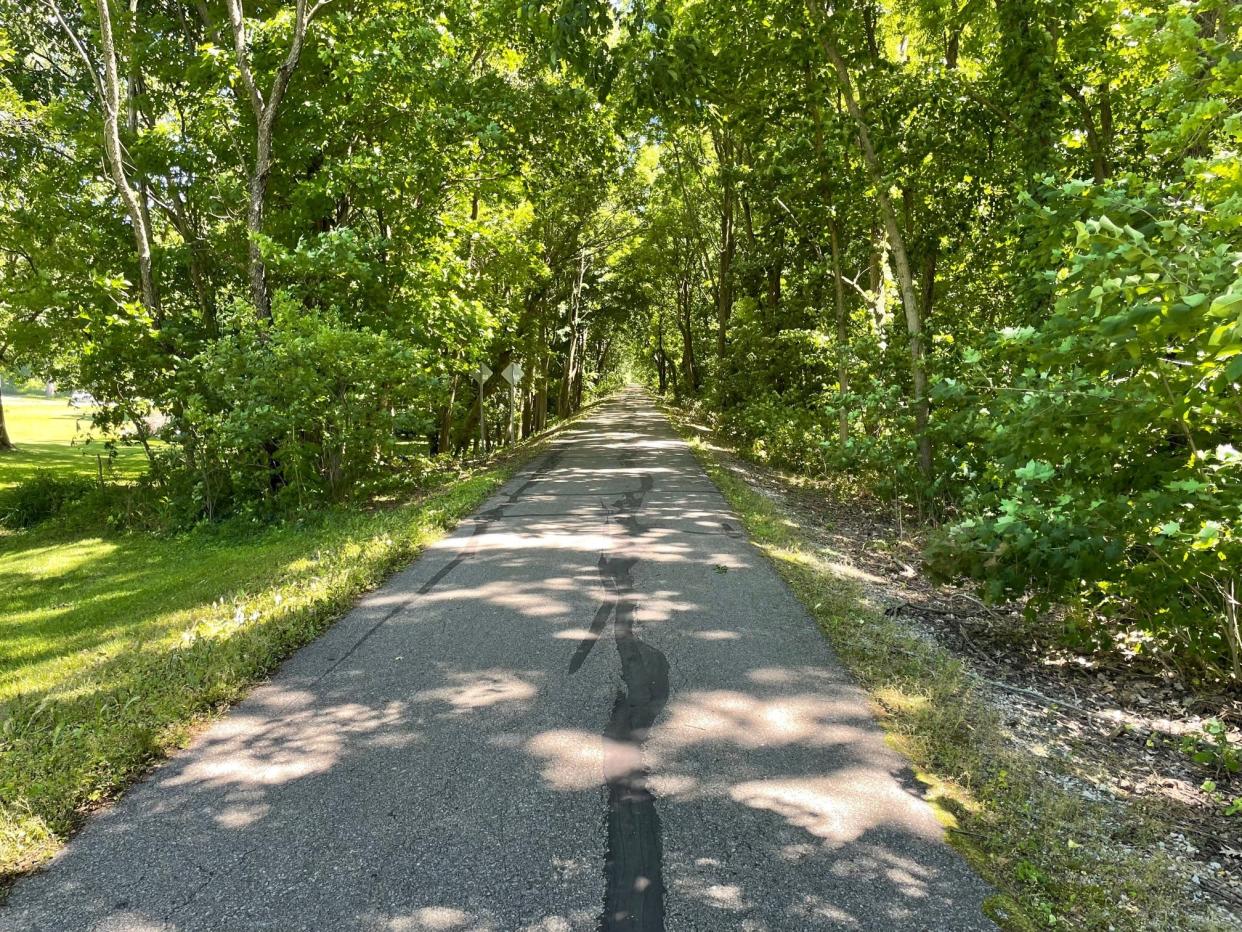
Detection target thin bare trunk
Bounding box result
[1225,576,1240,681]
[656,317,668,394]
[1064,82,1111,183]
[811,13,932,476]
[868,221,886,332]
[53,0,158,313]
[712,129,736,361]
[0,385,12,452]
[572,324,586,410]
[829,215,849,444]
[437,372,458,453]
[678,280,699,393]
[225,0,329,319]
[558,253,587,417]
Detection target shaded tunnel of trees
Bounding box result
[1,0,1239,676]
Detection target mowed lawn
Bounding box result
[0,394,147,491]
[0,395,521,883]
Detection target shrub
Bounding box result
[930,179,1242,678]
[168,302,436,519]
[0,473,97,528]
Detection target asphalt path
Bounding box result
[2,389,994,931]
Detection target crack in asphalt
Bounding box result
[315,450,565,681]
[570,462,668,932]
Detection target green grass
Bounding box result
[673,419,1222,931]
[0,395,147,491]
[0,438,539,885]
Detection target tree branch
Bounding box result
[40,0,104,100]
[224,0,265,118]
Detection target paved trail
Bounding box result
[3,391,993,931]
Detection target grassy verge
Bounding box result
[673,416,1220,931]
[0,434,550,886]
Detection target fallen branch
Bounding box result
[884,600,991,621]
[971,673,1092,717]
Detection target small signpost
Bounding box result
[501,361,523,444]
[475,363,492,452]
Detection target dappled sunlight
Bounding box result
[524,728,612,790]
[384,908,587,932]
[813,555,888,586]
[178,696,415,776]
[414,669,540,713]
[421,578,579,618]
[519,918,581,932]
[388,907,490,931]
[729,773,942,846]
[648,772,700,797]
[657,688,875,752]
[745,665,840,686]
[790,895,863,926]
[159,693,416,832]
[87,913,169,932]
[674,877,752,912]
[425,529,616,555]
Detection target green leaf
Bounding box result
[1015,460,1055,482]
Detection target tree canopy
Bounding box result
[1,0,1239,676]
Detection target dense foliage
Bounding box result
[0,0,638,516]
[597,0,1242,678]
[1,0,1239,676]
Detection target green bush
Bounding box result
[0,472,97,528]
[930,178,1242,678]
[167,302,437,520]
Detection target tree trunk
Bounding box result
[437,372,458,454]
[246,137,274,318]
[656,318,668,394]
[535,351,549,432]
[813,20,933,477]
[0,384,13,452]
[678,280,699,393]
[765,221,784,328]
[829,215,849,444]
[1064,82,1112,183]
[558,252,587,417]
[868,220,886,333]
[94,0,158,314]
[712,129,736,361]
[558,315,580,418]
[226,0,322,321]
[572,325,586,411]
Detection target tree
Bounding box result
[224,0,333,320]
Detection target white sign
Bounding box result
[501,362,523,385]
[475,363,492,385]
